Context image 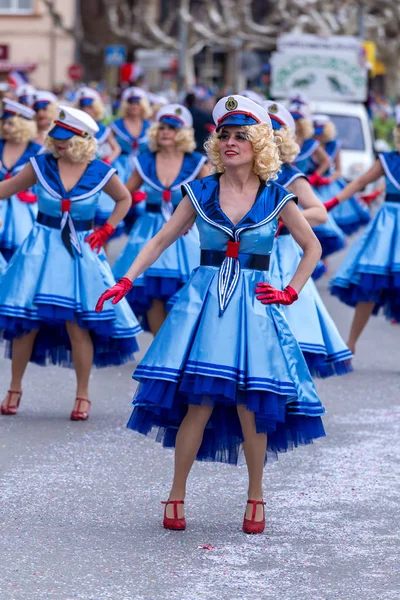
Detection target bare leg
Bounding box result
[65,321,94,413]
[1,330,39,409]
[237,405,267,521]
[147,298,168,336]
[347,301,375,355]
[167,404,213,519]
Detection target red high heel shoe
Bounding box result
[161,500,186,530]
[1,390,22,416]
[70,398,91,421]
[242,500,266,534]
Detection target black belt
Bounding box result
[37,212,94,231]
[201,250,270,270]
[145,203,176,214]
[385,194,400,204]
[279,226,290,236]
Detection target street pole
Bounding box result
[358,0,365,40]
[178,0,189,91]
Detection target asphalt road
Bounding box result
[0,240,399,600]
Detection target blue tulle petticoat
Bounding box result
[330,202,400,321]
[318,180,370,235]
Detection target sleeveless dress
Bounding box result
[272,164,352,377]
[330,151,400,322]
[0,140,43,260]
[127,174,326,465]
[0,153,142,367]
[110,118,150,233]
[316,139,370,235]
[294,139,345,257]
[113,151,206,330]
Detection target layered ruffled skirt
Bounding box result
[0,196,38,260]
[318,180,370,235]
[311,187,346,257]
[271,234,353,377]
[113,212,200,330]
[0,222,142,367]
[127,265,326,465]
[330,201,400,321]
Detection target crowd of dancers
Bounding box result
[0,82,398,534]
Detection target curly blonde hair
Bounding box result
[295,118,314,142]
[147,122,196,153]
[205,123,281,182]
[75,98,105,121]
[273,127,300,164]
[45,135,98,163]
[394,126,400,151]
[121,98,152,120]
[0,116,37,143]
[322,121,337,143]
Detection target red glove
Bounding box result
[308,173,330,187]
[323,197,340,212]
[358,188,383,204]
[275,220,285,237]
[255,283,298,306]
[17,190,38,203]
[131,190,147,206]
[95,277,133,312]
[85,222,115,253]
[102,157,111,165]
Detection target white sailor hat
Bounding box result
[262,100,295,132]
[48,105,99,140]
[396,106,400,126]
[16,84,36,106]
[288,101,312,121]
[212,95,271,131]
[1,98,35,121]
[32,90,58,111]
[76,86,101,107]
[147,92,168,106]
[289,91,309,106]
[156,103,193,128]
[239,89,264,106]
[121,87,147,103]
[312,114,330,134]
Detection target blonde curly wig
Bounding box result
[75,98,105,122]
[273,126,300,164]
[295,118,314,142]
[147,122,196,154]
[322,121,337,143]
[393,126,400,151]
[0,116,37,143]
[205,123,281,182]
[121,98,152,120]
[45,135,98,163]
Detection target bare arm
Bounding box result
[106,131,121,164]
[101,174,131,228]
[124,196,196,281]
[125,169,144,193]
[312,146,331,175]
[336,159,384,204]
[0,163,37,200]
[278,200,322,293]
[288,177,328,226]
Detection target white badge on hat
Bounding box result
[1,98,35,120]
[48,105,99,140]
[156,103,193,128]
[262,100,295,132]
[212,95,271,131]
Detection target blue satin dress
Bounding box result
[113,151,207,330]
[294,139,345,257]
[316,140,370,234]
[0,139,43,260]
[109,118,150,233]
[272,164,352,377]
[127,174,326,465]
[330,151,400,321]
[0,153,142,367]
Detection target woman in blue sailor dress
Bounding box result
[0,106,142,420]
[0,99,43,260]
[290,103,346,258]
[110,87,151,233]
[74,87,124,239]
[113,103,208,335]
[330,113,400,353]
[312,115,370,234]
[265,101,353,377]
[97,96,325,534]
